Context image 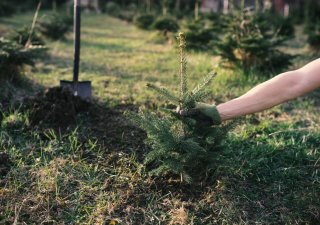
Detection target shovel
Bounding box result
[60,0,92,100]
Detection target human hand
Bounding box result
[178,102,222,125]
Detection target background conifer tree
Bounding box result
[215,6,294,75]
[0,37,45,81]
[126,33,236,183]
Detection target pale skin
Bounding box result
[217,58,320,121]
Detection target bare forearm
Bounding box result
[217,71,298,120]
[216,59,320,121]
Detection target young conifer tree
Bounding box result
[126,33,235,183]
[216,5,294,75]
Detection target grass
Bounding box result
[0,11,319,224]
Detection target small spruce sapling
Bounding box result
[126,33,235,183]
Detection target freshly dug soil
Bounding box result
[0,152,11,177]
[24,87,91,126]
[22,86,147,154]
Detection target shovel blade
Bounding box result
[60,80,92,100]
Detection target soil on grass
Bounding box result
[24,87,91,126]
[22,86,147,156]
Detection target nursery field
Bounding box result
[1,12,320,224]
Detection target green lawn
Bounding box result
[0,12,319,224]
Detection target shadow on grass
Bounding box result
[208,121,320,224]
[119,118,319,224]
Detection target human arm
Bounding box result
[217,58,320,121]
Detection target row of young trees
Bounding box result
[0,0,198,16]
[2,0,320,21]
[140,1,320,70]
[0,0,55,16]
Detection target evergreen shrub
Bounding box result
[127,3,138,12]
[0,1,15,17]
[256,13,295,39]
[308,33,320,52]
[216,9,294,74]
[307,16,320,54]
[276,18,295,39]
[184,19,217,51]
[205,11,227,31]
[117,11,136,22]
[152,17,179,33]
[104,1,135,22]
[126,33,236,183]
[10,26,44,46]
[134,14,155,30]
[0,38,45,81]
[105,1,121,17]
[38,13,73,40]
[304,0,320,34]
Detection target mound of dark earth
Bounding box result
[23,87,147,153]
[24,87,90,126]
